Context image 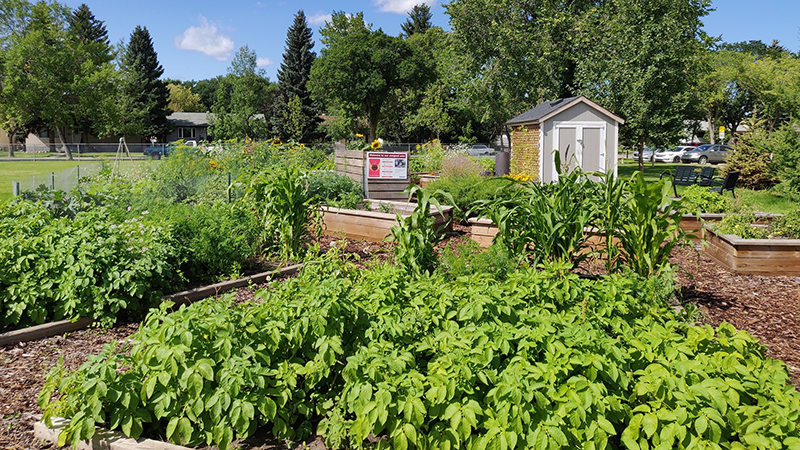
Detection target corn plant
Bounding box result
[238,165,321,262]
[389,185,453,276]
[472,152,599,268]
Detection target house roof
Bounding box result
[168,112,210,127]
[505,95,624,126]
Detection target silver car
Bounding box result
[653,146,695,163]
[680,144,733,164]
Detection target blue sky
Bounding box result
[59,0,800,82]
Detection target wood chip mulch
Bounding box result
[2,232,799,449]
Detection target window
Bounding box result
[178,127,196,139]
[38,128,49,138]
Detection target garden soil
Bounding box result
[2,231,799,449]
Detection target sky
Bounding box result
[59,0,800,83]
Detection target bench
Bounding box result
[660,166,715,197]
[709,170,740,198]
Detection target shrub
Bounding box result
[725,122,779,190]
[410,140,468,174]
[714,211,770,239]
[427,175,508,222]
[770,121,800,200]
[770,208,800,239]
[679,184,733,214]
[441,155,484,178]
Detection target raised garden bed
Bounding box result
[679,213,782,240]
[468,218,618,251]
[322,199,453,242]
[703,226,800,276]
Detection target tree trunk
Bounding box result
[56,127,73,160]
[707,113,716,144]
[7,132,15,158]
[637,136,645,172]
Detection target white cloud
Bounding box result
[175,15,235,61]
[308,12,332,26]
[256,57,274,67]
[373,0,434,14]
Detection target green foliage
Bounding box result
[714,211,769,239]
[725,124,779,190]
[427,175,508,222]
[410,140,467,174]
[770,208,800,239]
[307,171,363,208]
[239,166,321,262]
[769,122,800,200]
[41,258,800,450]
[679,184,733,214]
[473,155,597,268]
[389,186,452,276]
[437,239,517,280]
[441,155,484,178]
[0,201,181,330]
[118,25,170,138]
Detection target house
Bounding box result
[3,112,210,153]
[506,96,624,183]
[164,112,210,143]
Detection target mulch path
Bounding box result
[2,231,799,449]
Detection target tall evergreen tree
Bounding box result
[118,25,170,140]
[68,3,111,65]
[272,10,319,141]
[401,4,433,37]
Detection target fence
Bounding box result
[1,142,166,156]
[11,163,106,197]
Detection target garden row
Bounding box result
[39,250,800,450]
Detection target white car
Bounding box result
[653,146,695,163]
[467,144,496,156]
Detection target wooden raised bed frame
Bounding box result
[703,226,800,276]
[322,200,454,242]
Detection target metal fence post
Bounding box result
[49,172,54,190]
[12,181,19,197]
[77,165,80,184]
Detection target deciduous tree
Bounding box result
[167,83,205,112]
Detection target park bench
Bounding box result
[660,165,715,197]
[709,170,740,198]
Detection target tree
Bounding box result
[272,10,319,142]
[578,0,713,171]
[401,4,432,37]
[67,3,117,147]
[310,11,423,141]
[167,83,205,112]
[117,25,170,140]
[210,45,277,140]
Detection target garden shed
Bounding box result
[506,96,624,183]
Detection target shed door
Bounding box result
[553,122,606,182]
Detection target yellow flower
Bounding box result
[355,133,364,138]
[371,140,381,150]
[300,144,305,148]
[272,138,282,145]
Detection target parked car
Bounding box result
[631,147,654,162]
[653,145,696,163]
[143,140,197,159]
[680,144,732,164]
[467,144,496,156]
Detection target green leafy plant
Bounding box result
[427,175,508,222]
[714,211,770,239]
[770,208,800,238]
[307,171,363,208]
[472,152,598,268]
[679,184,733,214]
[239,166,322,262]
[389,186,452,276]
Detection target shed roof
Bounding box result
[505,95,624,126]
[168,112,210,127]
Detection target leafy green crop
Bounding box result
[0,201,182,330]
[40,254,800,449]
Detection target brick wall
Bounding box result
[510,124,540,181]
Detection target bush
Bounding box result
[410,140,468,174]
[770,121,800,200]
[725,122,779,190]
[441,155,484,178]
[42,258,800,450]
[427,175,509,222]
[770,208,800,239]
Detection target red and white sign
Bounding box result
[367,152,408,179]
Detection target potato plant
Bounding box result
[40,254,800,450]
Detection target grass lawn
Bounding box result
[618,163,798,214]
[0,160,145,203]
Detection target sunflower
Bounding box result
[370,140,381,150]
[272,138,282,145]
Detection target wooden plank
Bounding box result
[35,418,193,450]
[0,317,94,347]
[334,149,367,159]
[163,264,302,306]
[335,156,364,165]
